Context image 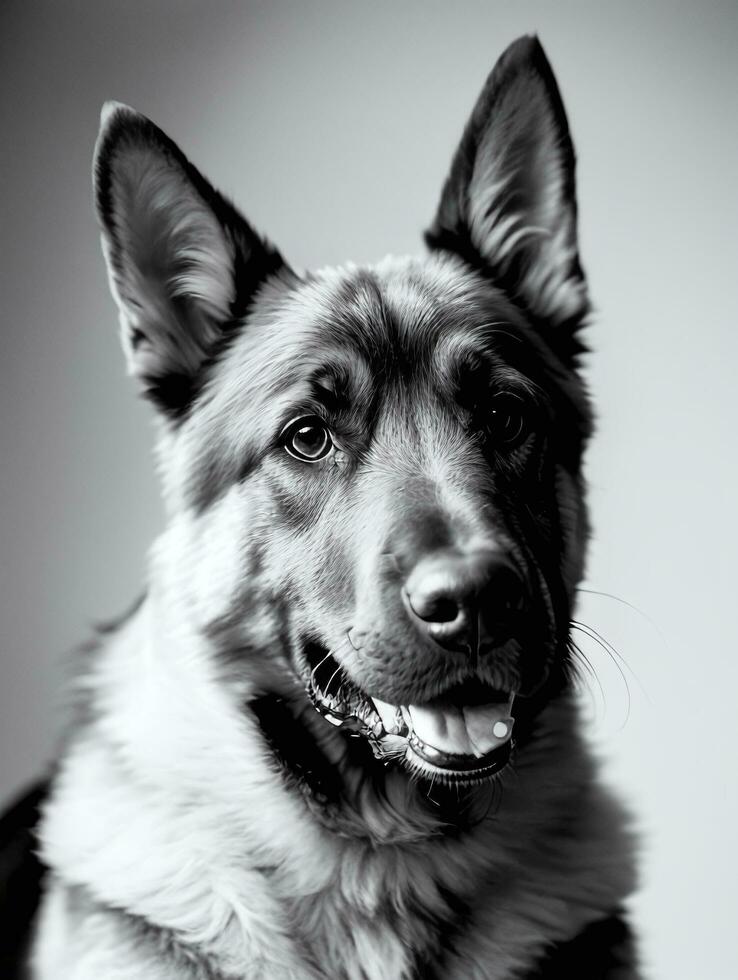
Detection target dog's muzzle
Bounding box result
[302,644,516,784]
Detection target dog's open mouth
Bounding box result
[301,645,515,784]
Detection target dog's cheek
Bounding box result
[245,474,357,636]
[149,482,270,632]
[302,507,368,632]
[286,487,399,648]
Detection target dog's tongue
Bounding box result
[371,693,515,758]
[403,700,514,758]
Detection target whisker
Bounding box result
[309,636,354,694]
[324,659,347,698]
[567,638,595,682]
[567,637,606,716]
[309,648,334,688]
[576,587,668,648]
[570,621,632,727]
[571,619,647,695]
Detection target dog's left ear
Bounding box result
[425,36,588,346]
[94,102,286,416]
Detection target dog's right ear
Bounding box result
[94,103,287,416]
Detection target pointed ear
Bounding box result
[94,102,287,415]
[425,36,589,346]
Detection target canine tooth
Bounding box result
[371,697,404,735]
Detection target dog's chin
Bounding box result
[299,643,516,787]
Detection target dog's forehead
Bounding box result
[174,253,575,512]
[293,253,523,362]
[270,256,562,422]
[205,253,529,414]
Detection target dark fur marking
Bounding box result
[407,883,473,979]
[262,470,322,535]
[144,371,197,414]
[0,779,50,978]
[325,271,396,351]
[250,694,346,807]
[189,449,262,520]
[526,910,637,978]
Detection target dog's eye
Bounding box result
[281,416,334,462]
[489,394,530,449]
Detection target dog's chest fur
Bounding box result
[34,605,634,980]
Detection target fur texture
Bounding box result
[22,35,638,979]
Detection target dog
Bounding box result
[1,34,638,979]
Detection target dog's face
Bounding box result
[95,37,591,787]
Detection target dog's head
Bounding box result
[94,37,591,788]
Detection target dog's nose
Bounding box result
[402,549,525,656]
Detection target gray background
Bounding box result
[1,1,736,976]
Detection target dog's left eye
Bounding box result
[488,394,531,449]
[281,416,334,462]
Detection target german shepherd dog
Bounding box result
[2,35,638,979]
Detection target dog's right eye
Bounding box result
[280,416,334,462]
[487,393,533,452]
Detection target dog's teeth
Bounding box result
[371,697,405,735]
[408,733,444,763]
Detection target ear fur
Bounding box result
[94,102,286,415]
[425,36,589,351]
